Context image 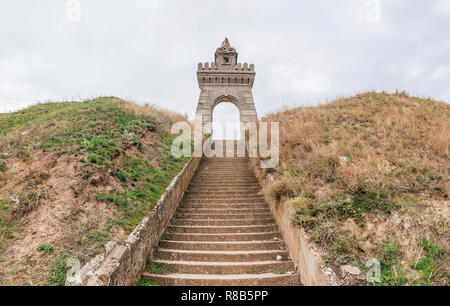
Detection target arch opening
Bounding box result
[212,102,241,140]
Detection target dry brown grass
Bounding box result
[266,91,449,200]
[263,91,449,285]
[114,99,188,133]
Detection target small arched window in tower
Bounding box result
[215,77,218,83]
[223,57,230,64]
[228,77,230,83]
[241,77,244,83]
[208,77,211,83]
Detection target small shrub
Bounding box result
[88,154,104,165]
[38,243,54,253]
[118,171,128,182]
[0,160,6,172]
[270,180,295,201]
[48,258,67,286]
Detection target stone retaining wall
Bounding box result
[66,156,202,286]
[248,156,329,286]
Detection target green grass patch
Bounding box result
[0,160,6,172]
[138,279,158,286]
[38,243,54,253]
[48,258,67,286]
[374,239,409,286]
[410,236,447,285]
[0,199,19,249]
[97,135,188,232]
[145,256,172,275]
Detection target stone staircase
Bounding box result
[141,153,300,286]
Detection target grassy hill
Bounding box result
[0,97,189,285]
[263,92,449,285]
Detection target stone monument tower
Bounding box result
[195,38,258,127]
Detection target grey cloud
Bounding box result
[0,0,449,116]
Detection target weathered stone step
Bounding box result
[192,177,257,180]
[196,169,253,172]
[194,178,256,181]
[196,169,255,178]
[176,208,270,214]
[188,186,261,194]
[186,190,262,196]
[171,218,274,226]
[182,197,265,203]
[189,182,259,186]
[166,224,277,234]
[179,200,268,208]
[141,272,299,286]
[174,213,273,220]
[186,186,260,190]
[197,171,253,173]
[163,232,281,242]
[183,196,265,201]
[153,260,295,275]
[156,249,290,262]
[159,240,284,251]
[179,203,268,209]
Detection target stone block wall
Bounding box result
[247,154,330,286]
[66,156,202,286]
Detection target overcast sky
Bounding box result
[1,1,449,120]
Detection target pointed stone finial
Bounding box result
[222,37,230,48]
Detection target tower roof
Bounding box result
[222,37,230,48]
[216,37,236,54]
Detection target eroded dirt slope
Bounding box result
[0,97,189,285]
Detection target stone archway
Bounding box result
[194,39,258,127]
[211,97,241,140]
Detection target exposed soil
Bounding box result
[0,151,127,285]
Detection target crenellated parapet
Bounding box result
[197,62,255,72]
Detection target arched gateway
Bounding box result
[195,38,258,127]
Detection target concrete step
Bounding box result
[163,232,282,242]
[187,188,261,193]
[190,178,258,182]
[176,208,270,214]
[180,203,268,208]
[179,203,268,209]
[182,197,265,202]
[153,260,296,275]
[141,272,299,286]
[155,249,290,262]
[159,240,285,251]
[189,182,260,186]
[195,175,255,178]
[186,191,263,196]
[166,224,277,234]
[181,197,266,204]
[174,213,273,220]
[181,198,265,204]
[171,218,275,226]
